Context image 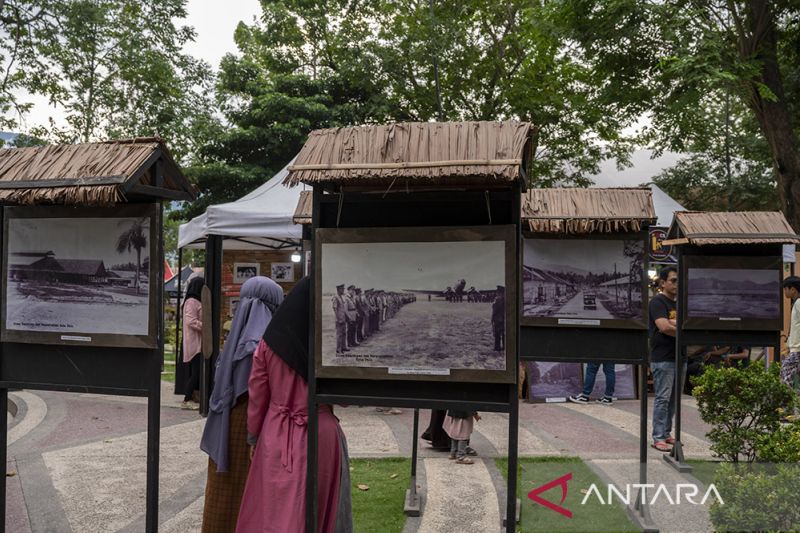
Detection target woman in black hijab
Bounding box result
[180,276,205,408]
[236,277,352,532]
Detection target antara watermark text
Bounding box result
[580,483,724,506]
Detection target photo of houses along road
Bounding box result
[523,239,645,321]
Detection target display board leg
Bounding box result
[0,388,7,533]
[628,364,658,532]
[404,408,421,516]
[503,386,519,530]
[145,382,160,532]
[664,346,691,473]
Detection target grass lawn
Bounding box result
[161,344,176,383]
[350,458,410,533]
[496,457,639,533]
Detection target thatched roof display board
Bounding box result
[284,121,531,188]
[0,138,195,206]
[664,211,800,246]
[522,188,657,234]
[293,190,312,225]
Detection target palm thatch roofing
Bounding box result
[293,190,312,225]
[522,188,657,234]
[0,137,195,206]
[664,211,800,246]
[284,121,531,188]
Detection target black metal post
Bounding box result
[0,388,7,533]
[201,235,223,416]
[404,408,421,515]
[632,361,658,531]
[665,246,691,472]
[306,188,321,533]
[145,202,164,532]
[175,247,183,365]
[505,384,519,532]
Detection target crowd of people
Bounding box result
[332,284,415,354]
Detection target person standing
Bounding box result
[781,276,800,409]
[568,362,616,404]
[345,285,358,348]
[649,266,679,452]
[200,276,284,532]
[492,285,505,351]
[237,278,352,532]
[181,276,205,410]
[333,284,348,354]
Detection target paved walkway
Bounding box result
[5,383,715,532]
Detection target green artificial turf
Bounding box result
[496,457,640,533]
[350,458,410,533]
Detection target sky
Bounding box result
[16,0,262,131]
[524,239,637,275]
[8,218,149,266]
[321,241,505,293]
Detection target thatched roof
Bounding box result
[522,188,657,234]
[293,190,312,225]
[665,211,800,246]
[0,137,195,206]
[284,121,531,188]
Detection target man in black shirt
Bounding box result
[649,266,678,452]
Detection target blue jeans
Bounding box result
[651,361,686,442]
[582,363,615,397]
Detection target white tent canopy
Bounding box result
[179,159,307,250]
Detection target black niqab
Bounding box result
[185,276,204,303]
[263,276,310,381]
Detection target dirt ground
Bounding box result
[321,299,505,370]
[5,281,149,335]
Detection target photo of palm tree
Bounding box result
[5,216,152,336]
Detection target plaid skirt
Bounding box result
[202,395,251,533]
[781,352,800,391]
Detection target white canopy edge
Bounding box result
[178,159,307,250]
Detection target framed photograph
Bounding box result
[526,361,582,402]
[682,255,782,331]
[522,236,646,329]
[2,204,158,348]
[233,262,260,284]
[271,262,294,282]
[314,225,516,383]
[229,297,240,318]
[582,363,636,400]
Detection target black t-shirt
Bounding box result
[649,293,677,363]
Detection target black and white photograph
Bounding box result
[523,238,645,324]
[233,262,260,284]
[582,364,636,400]
[5,215,151,338]
[687,268,780,319]
[527,361,582,401]
[271,262,294,282]
[317,230,512,380]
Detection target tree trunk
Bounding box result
[743,0,800,231]
[136,248,141,295]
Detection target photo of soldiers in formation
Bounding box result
[320,239,508,373]
[332,284,416,355]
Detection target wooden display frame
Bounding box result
[314,225,517,383]
[1,204,159,349]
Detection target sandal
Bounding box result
[665,437,676,445]
[455,457,474,464]
[651,441,671,452]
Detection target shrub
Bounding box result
[692,364,796,463]
[755,420,800,463]
[710,462,800,532]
